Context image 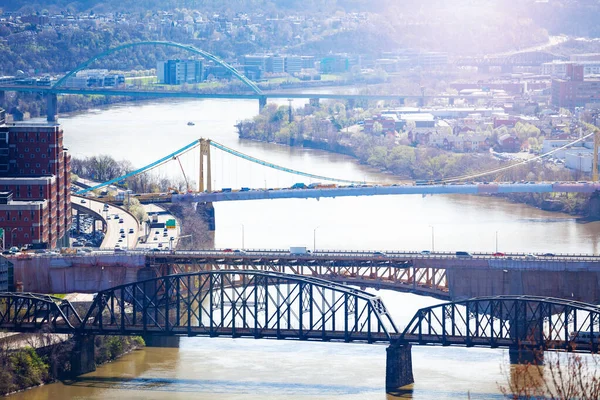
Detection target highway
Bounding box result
[167,181,600,203]
[71,195,140,250]
[20,247,600,263]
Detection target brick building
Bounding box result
[0,113,71,249]
[552,64,600,108]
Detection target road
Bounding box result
[71,195,139,250]
[137,204,180,251]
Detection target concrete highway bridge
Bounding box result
[7,249,600,304]
[1,273,600,390]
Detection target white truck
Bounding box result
[289,246,309,254]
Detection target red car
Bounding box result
[222,248,233,252]
[492,252,505,257]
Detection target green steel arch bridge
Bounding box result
[0,41,499,121]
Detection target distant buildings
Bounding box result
[157,60,203,85]
[65,69,125,88]
[551,64,600,108]
[0,110,71,250]
[240,54,315,77]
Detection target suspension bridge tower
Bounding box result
[199,138,212,192]
[198,138,215,234]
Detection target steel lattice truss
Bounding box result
[0,293,82,332]
[148,254,449,299]
[81,271,399,342]
[400,295,600,352]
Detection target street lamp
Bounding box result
[313,226,319,253]
[429,226,435,252]
[495,231,499,253]
[9,228,17,249]
[241,224,245,249]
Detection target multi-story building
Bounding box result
[157,60,203,85]
[0,113,71,249]
[543,61,600,77]
[552,64,600,108]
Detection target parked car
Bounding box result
[542,253,555,257]
[420,250,431,255]
[492,252,505,257]
[525,253,538,260]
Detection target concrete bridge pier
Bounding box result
[0,91,5,109]
[143,335,180,348]
[197,202,216,232]
[70,335,96,376]
[259,95,267,111]
[46,93,57,122]
[385,343,414,392]
[509,315,544,365]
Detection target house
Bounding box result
[497,134,520,152]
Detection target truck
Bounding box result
[289,246,310,254]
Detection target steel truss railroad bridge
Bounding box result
[1,271,600,390]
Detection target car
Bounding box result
[128,228,134,234]
[492,252,505,257]
[373,251,387,257]
[155,231,160,235]
[114,214,119,219]
[9,246,20,253]
[542,253,556,257]
[157,243,163,248]
[118,238,123,243]
[222,248,233,252]
[120,234,125,238]
[456,251,473,258]
[525,253,538,260]
[234,249,246,254]
[163,232,168,237]
[150,248,161,252]
[420,250,431,255]
[119,228,125,234]
[2,250,11,255]
[80,199,86,204]
[106,215,111,220]
[119,219,124,223]
[114,247,125,252]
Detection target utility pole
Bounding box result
[593,114,599,182]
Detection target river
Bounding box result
[10,97,600,399]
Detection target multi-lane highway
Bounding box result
[71,195,139,250]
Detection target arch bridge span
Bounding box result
[52,41,262,94]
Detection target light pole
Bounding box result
[313,226,319,253]
[9,228,17,249]
[429,226,435,252]
[241,224,245,249]
[495,231,499,253]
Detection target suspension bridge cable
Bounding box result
[76,139,201,194]
[209,140,369,185]
[441,131,597,183]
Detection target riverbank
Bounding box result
[237,102,593,218]
[0,334,145,396]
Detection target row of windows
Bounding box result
[18,153,48,159]
[19,169,47,174]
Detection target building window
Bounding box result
[30,154,34,159]
[19,154,24,158]
[42,154,46,159]
[36,163,40,168]
[24,148,29,152]
[25,163,29,167]
[35,148,40,153]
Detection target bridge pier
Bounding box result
[385,343,414,392]
[197,201,215,231]
[509,346,544,365]
[259,96,267,111]
[0,91,5,110]
[70,335,96,376]
[143,335,180,348]
[46,93,57,123]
